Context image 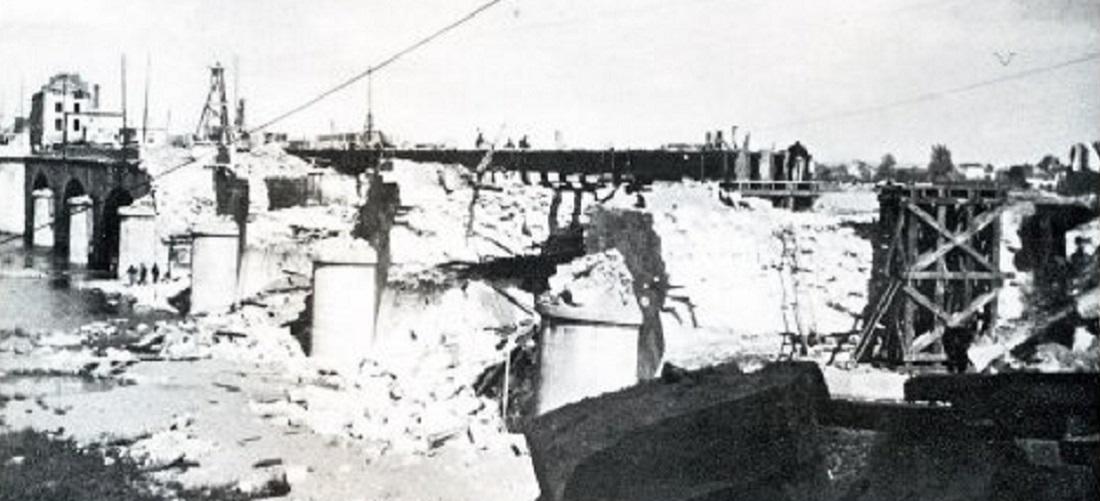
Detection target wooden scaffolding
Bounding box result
[853,184,1009,366]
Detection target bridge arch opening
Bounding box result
[55,179,87,255]
[32,172,50,191]
[99,188,134,274]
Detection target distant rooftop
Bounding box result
[39,73,91,97]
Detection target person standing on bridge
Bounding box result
[151,263,160,284]
[126,265,138,287]
[139,264,148,285]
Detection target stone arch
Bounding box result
[31,171,50,191]
[96,187,134,273]
[54,178,87,254]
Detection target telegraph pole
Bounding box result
[62,75,69,152]
[365,72,374,144]
[121,54,129,148]
[142,54,151,145]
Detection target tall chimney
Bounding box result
[93,84,100,110]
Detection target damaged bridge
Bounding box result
[288,148,824,207]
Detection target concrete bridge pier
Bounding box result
[0,159,25,234]
[190,222,241,314]
[535,305,642,415]
[31,188,54,248]
[310,240,379,370]
[67,196,93,266]
[118,204,157,277]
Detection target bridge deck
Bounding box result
[288,148,825,199]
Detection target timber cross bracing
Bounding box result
[856,184,1009,366]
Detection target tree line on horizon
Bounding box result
[815,144,1068,188]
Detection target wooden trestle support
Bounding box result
[854,183,1010,366]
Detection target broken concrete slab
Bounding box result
[523,362,829,501]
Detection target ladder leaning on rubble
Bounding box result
[778,226,819,359]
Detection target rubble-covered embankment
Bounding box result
[5,144,1097,499]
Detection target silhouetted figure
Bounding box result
[786,141,812,181]
[151,263,160,284]
[1069,236,1094,295]
[126,265,138,286]
[504,138,516,149]
[1070,236,1093,273]
[475,131,486,149]
[139,264,148,285]
[518,135,530,149]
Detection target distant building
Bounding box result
[29,73,123,151]
[316,132,361,150]
[314,130,392,150]
[0,117,30,155]
[287,138,313,150]
[959,162,994,181]
[662,143,700,152]
[138,127,170,147]
[263,132,289,146]
[1027,175,1058,191]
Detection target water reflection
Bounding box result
[0,235,120,332]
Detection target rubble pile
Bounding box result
[246,204,358,249]
[968,205,1099,373]
[601,181,872,340]
[0,323,139,377]
[251,354,518,459]
[248,283,533,459]
[140,143,357,242]
[541,249,639,318]
[126,418,213,470]
[383,161,602,285]
[141,145,218,238]
[233,143,314,179]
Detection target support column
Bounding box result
[118,204,157,279]
[306,171,324,206]
[535,305,641,415]
[190,222,240,314]
[67,195,93,266]
[310,239,379,370]
[0,160,25,235]
[32,188,54,248]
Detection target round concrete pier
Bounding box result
[310,239,379,370]
[67,196,93,265]
[535,303,641,415]
[32,188,54,248]
[190,222,240,314]
[118,204,157,277]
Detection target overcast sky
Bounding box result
[1,0,1097,165]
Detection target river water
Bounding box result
[0,233,121,332]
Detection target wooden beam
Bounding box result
[907,202,997,271]
[903,284,951,324]
[932,204,948,356]
[904,208,918,362]
[903,352,949,363]
[987,209,1002,339]
[908,289,1000,353]
[904,271,1007,280]
[907,203,1005,272]
[853,280,901,362]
